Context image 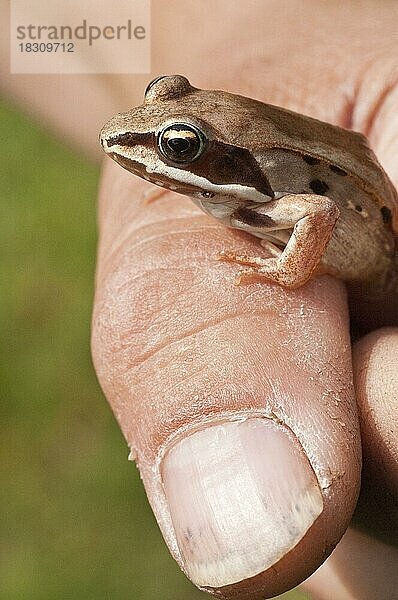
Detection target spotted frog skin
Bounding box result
[100,75,398,329]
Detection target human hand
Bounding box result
[91,2,398,598]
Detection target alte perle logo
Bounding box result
[16,19,146,46]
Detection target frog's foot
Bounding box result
[233,260,301,287]
[218,252,315,288]
[218,241,282,267]
[235,268,270,286]
[218,252,293,286]
[218,193,340,289]
[217,250,270,268]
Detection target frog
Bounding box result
[99,75,398,330]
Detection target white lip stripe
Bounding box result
[107,144,272,204]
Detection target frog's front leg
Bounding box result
[218,193,340,288]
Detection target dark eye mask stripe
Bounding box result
[184,140,274,198]
[106,131,153,148]
[107,133,274,199]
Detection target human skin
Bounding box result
[93,3,398,595]
[2,1,397,598]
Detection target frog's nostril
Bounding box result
[99,136,110,151]
[99,127,108,147]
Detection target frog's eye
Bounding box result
[144,76,167,97]
[157,123,206,164]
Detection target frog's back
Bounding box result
[259,101,397,226]
[199,90,398,233]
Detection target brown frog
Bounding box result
[100,75,398,329]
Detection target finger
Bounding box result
[352,328,398,545]
[352,62,398,191]
[351,53,398,547]
[92,159,361,599]
[302,528,398,600]
[303,329,398,599]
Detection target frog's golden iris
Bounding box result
[157,123,206,164]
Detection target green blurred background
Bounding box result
[0,99,308,600]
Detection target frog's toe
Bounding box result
[234,268,264,285]
[217,250,238,262]
[217,251,268,268]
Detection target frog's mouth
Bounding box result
[105,149,204,197]
[144,159,275,205]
